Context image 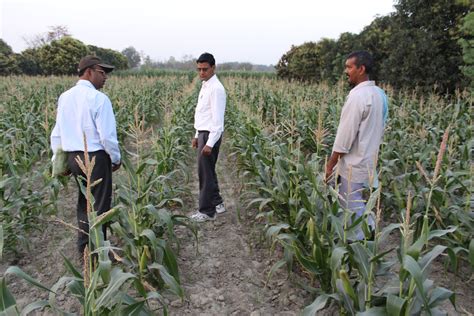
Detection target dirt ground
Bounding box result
[1,145,472,315]
[166,147,312,315]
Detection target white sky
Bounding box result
[1,0,396,65]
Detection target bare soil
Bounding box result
[166,146,311,315]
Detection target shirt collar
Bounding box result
[352,80,375,91]
[76,79,96,89]
[202,74,217,87]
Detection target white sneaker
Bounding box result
[190,211,216,222]
[216,203,226,214]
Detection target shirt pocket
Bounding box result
[197,98,210,113]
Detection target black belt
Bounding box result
[198,130,209,133]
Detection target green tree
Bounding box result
[0,39,19,75]
[331,32,362,81]
[39,37,89,75]
[276,40,339,83]
[0,39,14,55]
[121,46,141,68]
[458,11,474,89]
[89,45,128,70]
[16,48,42,75]
[358,15,394,82]
[384,0,470,92]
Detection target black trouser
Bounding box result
[67,150,112,254]
[197,131,223,216]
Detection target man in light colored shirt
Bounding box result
[325,51,388,240]
[190,53,226,222]
[50,55,121,255]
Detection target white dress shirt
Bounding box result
[50,80,121,164]
[333,81,386,184]
[194,75,226,147]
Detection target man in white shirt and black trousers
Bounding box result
[190,53,226,222]
[50,55,121,256]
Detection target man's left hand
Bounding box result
[325,166,333,183]
[201,145,212,156]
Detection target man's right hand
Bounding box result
[61,169,72,177]
[112,162,121,172]
[192,138,198,149]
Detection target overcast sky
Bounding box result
[1,0,396,65]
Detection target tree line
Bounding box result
[276,0,473,92]
[0,32,274,76]
[0,38,127,76]
[140,55,274,72]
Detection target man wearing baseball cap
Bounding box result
[51,55,121,258]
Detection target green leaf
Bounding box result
[0,305,19,316]
[0,225,3,261]
[266,259,287,284]
[339,269,358,309]
[370,247,396,263]
[330,247,348,272]
[387,294,406,316]
[469,239,474,267]
[428,226,457,240]
[20,300,50,316]
[428,287,454,308]
[406,233,426,260]
[402,255,427,305]
[419,245,446,275]
[120,301,146,316]
[5,267,53,294]
[350,243,371,281]
[140,229,158,254]
[95,268,136,309]
[148,263,183,297]
[48,276,82,314]
[265,223,290,240]
[162,244,180,283]
[336,278,356,314]
[247,197,274,211]
[0,278,17,312]
[364,187,381,213]
[61,253,83,279]
[90,206,121,230]
[66,280,85,305]
[357,306,388,315]
[293,244,323,275]
[302,294,330,316]
[378,223,401,243]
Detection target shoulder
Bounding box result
[77,85,111,106]
[210,76,225,91]
[95,90,111,101]
[348,82,379,102]
[82,86,113,109]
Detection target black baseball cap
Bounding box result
[78,55,114,73]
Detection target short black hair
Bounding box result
[78,67,88,77]
[347,51,374,76]
[196,53,215,66]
